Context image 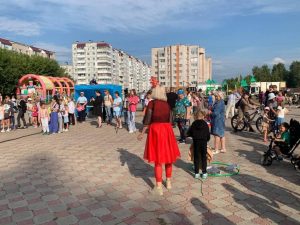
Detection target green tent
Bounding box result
[240,79,248,87]
[250,76,256,83]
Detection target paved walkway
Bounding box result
[0,109,299,225]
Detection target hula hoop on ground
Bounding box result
[208,161,240,177]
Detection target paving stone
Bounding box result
[90,207,110,217]
[56,215,78,225]
[0,209,13,219]
[8,200,27,209]
[78,217,102,225]
[12,211,33,222]
[33,213,55,224]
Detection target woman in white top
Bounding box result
[104,90,113,125]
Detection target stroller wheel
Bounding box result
[261,154,273,166]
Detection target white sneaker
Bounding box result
[65,129,69,132]
[6,128,11,132]
[129,130,134,134]
[1,129,5,133]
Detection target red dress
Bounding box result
[143,100,180,164]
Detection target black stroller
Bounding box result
[261,119,300,171]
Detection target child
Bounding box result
[276,106,288,133]
[32,102,39,128]
[63,104,69,131]
[3,100,11,132]
[68,97,76,125]
[39,102,50,135]
[0,101,4,132]
[187,110,211,179]
[273,122,290,160]
[262,107,274,142]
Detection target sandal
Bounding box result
[212,149,220,154]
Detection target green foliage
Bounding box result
[0,48,65,95]
[223,61,300,89]
[287,61,300,88]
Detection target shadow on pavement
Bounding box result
[223,179,300,224]
[174,159,194,178]
[117,148,155,189]
[0,131,41,144]
[191,197,235,225]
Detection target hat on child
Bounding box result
[177,89,184,95]
[268,93,276,100]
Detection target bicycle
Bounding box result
[231,106,263,132]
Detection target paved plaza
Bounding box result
[0,108,299,225]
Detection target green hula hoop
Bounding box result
[208,161,240,177]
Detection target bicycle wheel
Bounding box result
[231,115,245,131]
[256,116,263,134]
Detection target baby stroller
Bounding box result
[261,119,300,170]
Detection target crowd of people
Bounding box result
[0,94,76,134]
[1,84,296,195]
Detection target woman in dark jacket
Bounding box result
[187,110,210,179]
[92,91,103,128]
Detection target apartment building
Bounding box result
[0,37,55,59]
[72,41,151,91]
[61,64,74,77]
[151,45,212,89]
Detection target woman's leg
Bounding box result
[221,137,226,152]
[214,136,220,150]
[132,112,136,131]
[177,119,185,141]
[128,112,133,132]
[98,116,102,127]
[165,163,172,189]
[154,163,163,187]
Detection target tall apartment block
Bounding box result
[151,45,212,89]
[72,41,151,91]
[0,37,55,59]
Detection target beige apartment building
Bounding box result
[0,37,55,59]
[72,41,151,91]
[151,45,212,89]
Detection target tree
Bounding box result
[271,63,287,81]
[0,48,65,95]
[287,61,300,88]
[252,64,271,82]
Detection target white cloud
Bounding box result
[0,17,40,36]
[272,57,286,64]
[33,42,72,63]
[0,0,299,35]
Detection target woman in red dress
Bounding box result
[138,86,180,195]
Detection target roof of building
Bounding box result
[0,38,12,46]
[0,37,55,54]
[97,42,110,48]
[30,46,41,52]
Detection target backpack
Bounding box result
[235,99,241,109]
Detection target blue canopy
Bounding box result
[74,84,122,101]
